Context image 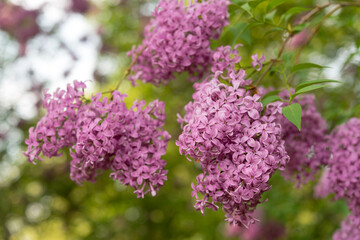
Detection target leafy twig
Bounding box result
[254,1,360,87]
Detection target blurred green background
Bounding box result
[0,0,359,239]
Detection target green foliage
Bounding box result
[290,63,329,74]
[1,0,360,239]
[282,103,302,131]
[261,94,282,108]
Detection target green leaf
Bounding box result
[292,22,310,33]
[230,22,252,45]
[281,51,295,68]
[265,26,285,35]
[267,0,287,12]
[241,3,253,17]
[295,79,341,92]
[231,0,246,3]
[262,89,280,99]
[228,4,242,15]
[290,63,329,74]
[264,10,277,22]
[282,103,302,131]
[292,84,332,98]
[248,0,265,8]
[254,1,269,21]
[261,95,282,108]
[282,7,310,23]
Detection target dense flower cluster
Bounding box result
[24,81,170,197]
[128,0,229,85]
[177,72,289,227]
[0,2,40,55]
[333,215,360,240]
[24,81,86,164]
[70,92,170,198]
[266,92,330,186]
[327,118,360,218]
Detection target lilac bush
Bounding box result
[128,0,229,85]
[19,1,360,238]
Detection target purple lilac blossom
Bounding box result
[24,81,170,197]
[251,54,265,71]
[69,91,170,198]
[266,91,330,186]
[177,47,288,226]
[0,2,40,56]
[24,81,86,164]
[333,215,360,240]
[327,118,360,218]
[127,0,230,85]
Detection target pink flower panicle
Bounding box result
[70,91,170,198]
[266,91,330,186]
[176,70,289,227]
[24,81,170,197]
[24,81,86,164]
[128,0,230,85]
[328,118,360,218]
[333,215,360,240]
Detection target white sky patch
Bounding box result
[10,0,68,11]
[0,1,100,119]
[323,44,359,81]
[140,1,157,16]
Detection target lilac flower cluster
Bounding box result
[266,92,330,186]
[177,73,289,226]
[128,0,229,85]
[70,92,170,198]
[0,2,40,56]
[24,81,170,197]
[24,81,86,164]
[327,118,360,218]
[333,215,360,240]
